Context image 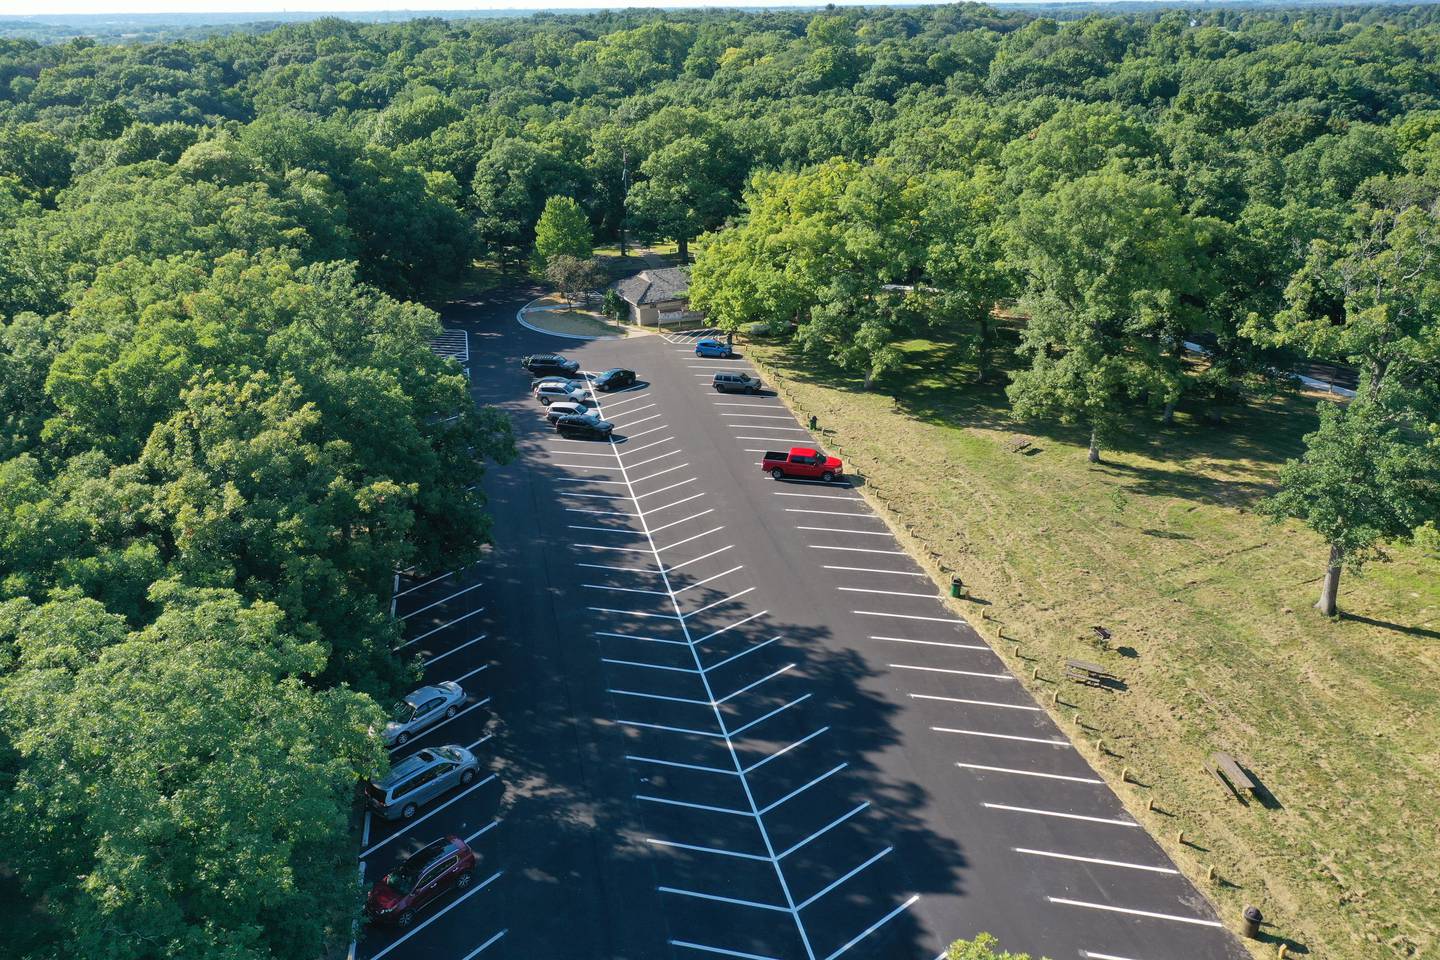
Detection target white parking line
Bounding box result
[682,586,755,619]
[559,491,629,500]
[568,524,645,535]
[424,633,487,667]
[394,570,452,598]
[702,635,780,673]
[553,462,619,470]
[798,526,890,536]
[913,694,1037,711]
[1046,897,1223,928]
[601,391,653,409]
[588,607,679,620]
[607,402,657,419]
[823,895,920,960]
[957,762,1102,783]
[674,565,745,593]
[584,583,669,596]
[640,795,753,815]
[777,799,866,858]
[932,726,1071,746]
[730,694,810,736]
[649,509,716,535]
[359,774,499,857]
[983,803,1137,827]
[389,698,491,755]
[659,886,787,911]
[578,561,658,574]
[1081,952,1145,960]
[618,414,662,429]
[573,543,652,554]
[628,755,737,775]
[567,507,636,518]
[396,607,486,649]
[857,611,965,624]
[796,846,891,909]
[626,452,679,470]
[739,436,823,444]
[635,479,696,501]
[656,526,726,552]
[545,447,615,456]
[664,545,734,572]
[596,630,688,647]
[788,509,876,518]
[1015,848,1179,874]
[838,587,935,598]
[368,871,503,960]
[459,930,507,960]
[758,762,845,814]
[879,636,987,649]
[713,401,784,408]
[624,426,669,440]
[889,663,1012,680]
[632,463,690,484]
[619,437,676,457]
[722,413,797,421]
[776,491,863,501]
[811,545,907,555]
[694,610,768,644]
[733,424,809,432]
[556,476,627,484]
[648,493,707,514]
[648,837,770,861]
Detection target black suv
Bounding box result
[555,414,614,440]
[593,368,636,392]
[523,354,580,376]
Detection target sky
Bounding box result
[4,0,888,14]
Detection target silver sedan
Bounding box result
[382,681,465,747]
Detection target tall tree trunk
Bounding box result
[1161,399,1177,425]
[677,235,689,262]
[863,367,876,391]
[976,317,992,382]
[1316,543,1343,615]
[1087,427,1101,463]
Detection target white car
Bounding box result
[536,382,587,406]
[545,401,587,424]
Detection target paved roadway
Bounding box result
[353,288,1253,960]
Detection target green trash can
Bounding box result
[949,576,964,599]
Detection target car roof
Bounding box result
[792,447,819,457]
[698,338,721,344]
[380,749,440,784]
[403,685,447,707]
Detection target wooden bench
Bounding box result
[1208,751,1258,801]
[1065,658,1120,686]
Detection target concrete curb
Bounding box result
[515,298,627,341]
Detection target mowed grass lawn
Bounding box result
[747,332,1440,960]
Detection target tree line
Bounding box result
[1,3,1439,957]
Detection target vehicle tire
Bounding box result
[745,386,755,395]
[770,468,784,480]
[821,471,835,483]
[401,803,417,820]
[460,768,476,786]
[398,910,415,928]
[456,871,474,891]
[445,705,458,719]
[541,396,551,405]
[396,731,410,746]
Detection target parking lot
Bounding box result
[356,296,1253,960]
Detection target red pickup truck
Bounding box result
[762,447,844,482]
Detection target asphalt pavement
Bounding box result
[351,288,1254,960]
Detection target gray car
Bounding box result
[383,681,466,747]
[365,746,480,820]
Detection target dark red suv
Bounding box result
[366,835,477,927]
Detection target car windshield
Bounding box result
[385,846,438,895]
[391,701,415,723]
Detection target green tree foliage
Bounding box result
[533,195,595,267]
[1005,167,1213,461]
[544,255,605,307]
[945,933,1045,960]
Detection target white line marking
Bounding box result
[647,493,707,514]
[734,424,809,432]
[695,611,768,644]
[601,391,653,409]
[674,565,745,593]
[555,476,627,484]
[625,452,679,470]
[739,436,825,444]
[622,719,716,736]
[798,846,891,909]
[797,526,890,536]
[789,509,876,519]
[394,570,452,598]
[857,611,965,624]
[932,726,1071,746]
[671,941,780,960]
[889,663,1012,680]
[656,526,726,553]
[777,800,867,858]
[659,887,788,912]
[957,762,1101,783]
[721,413,798,419]
[578,562,656,574]
[423,633,486,667]
[619,437,676,456]
[811,545,907,556]
[639,795,752,815]
[596,630,688,646]
[632,463,690,484]
[396,607,486,649]
[647,838,770,861]
[776,491,863,501]
[588,607,678,620]
[573,543,652,554]
[609,687,709,705]
[459,930,507,960]
[558,491,629,500]
[682,586,755,619]
[878,636,989,650]
[636,479,698,501]
[606,402,656,418]
[603,658,697,674]
[1015,848,1179,873]
[745,726,829,774]
[624,426,668,440]
[368,871,503,960]
[359,775,499,857]
[553,463,621,470]
[716,664,794,704]
[838,587,935,598]
[567,507,636,517]
[1047,897,1224,928]
[627,755,737,775]
[1081,953,1146,960]
[618,414,662,428]
[823,895,920,960]
[584,583,668,596]
[463,819,502,844]
[713,401,784,408]
[759,762,844,814]
[664,545,734,572]
[913,694,1038,711]
[731,694,810,736]
[649,509,717,535]
[568,524,644,534]
[984,803,1137,826]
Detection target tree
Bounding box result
[1005,168,1211,462]
[544,255,605,307]
[533,195,594,268]
[1261,401,1439,615]
[628,132,743,261]
[946,933,1044,960]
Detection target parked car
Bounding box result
[545,401,587,424]
[554,414,614,440]
[382,681,465,747]
[713,371,763,394]
[695,338,733,359]
[535,382,587,406]
[592,368,636,391]
[366,835,478,928]
[530,375,588,393]
[522,354,580,376]
[762,446,843,482]
[365,746,479,821]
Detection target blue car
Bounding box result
[695,338,733,359]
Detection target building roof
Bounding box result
[613,267,690,306]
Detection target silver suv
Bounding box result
[366,746,480,820]
[383,682,466,747]
[536,382,587,406]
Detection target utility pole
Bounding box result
[619,144,630,257]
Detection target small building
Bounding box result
[612,267,703,326]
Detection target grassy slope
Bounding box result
[747,333,1440,960]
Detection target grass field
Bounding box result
[523,304,629,338]
[746,332,1440,960]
